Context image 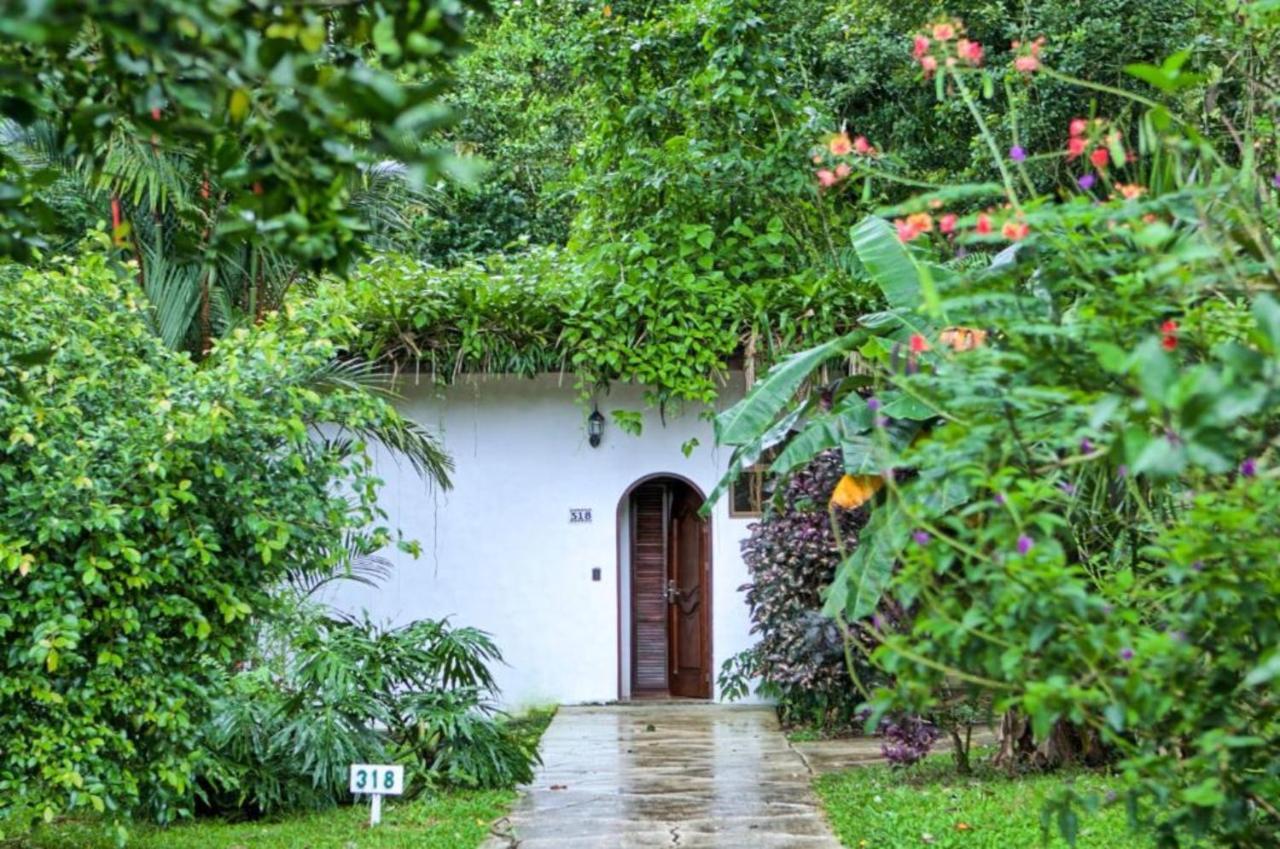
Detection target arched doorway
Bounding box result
[616,475,712,700]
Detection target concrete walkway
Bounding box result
[484,704,843,849]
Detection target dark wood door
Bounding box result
[629,480,711,698]
[630,483,669,694]
[667,487,710,698]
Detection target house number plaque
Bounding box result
[570,508,593,523]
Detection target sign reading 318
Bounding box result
[349,764,405,796]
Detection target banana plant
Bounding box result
[709,214,972,622]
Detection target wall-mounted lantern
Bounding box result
[588,405,605,448]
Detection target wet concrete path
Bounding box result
[484,704,843,849]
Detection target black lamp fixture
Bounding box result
[587,405,605,448]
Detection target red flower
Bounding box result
[909,333,930,353]
[1161,320,1178,334]
[975,213,993,235]
[1161,320,1178,350]
[1067,137,1087,160]
[1090,147,1110,169]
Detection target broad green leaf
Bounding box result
[824,501,906,620]
[851,217,921,310]
[714,333,860,446]
[770,419,840,476]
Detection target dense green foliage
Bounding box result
[713,13,1280,845]
[0,0,481,267]
[816,755,1153,849]
[200,604,540,815]
[339,0,1215,410]
[0,251,432,829]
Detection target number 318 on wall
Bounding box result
[349,764,404,796]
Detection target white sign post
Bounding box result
[349,764,405,826]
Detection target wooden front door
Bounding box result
[629,480,711,698]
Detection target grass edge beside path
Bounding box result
[814,755,1155,849]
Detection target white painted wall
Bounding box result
[328,373,762,709]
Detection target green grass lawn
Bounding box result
[815,756,1153,849]
[11,790,515,849]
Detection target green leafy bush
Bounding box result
[713,12,1280,847]
[0,249,424,828]
[199,605,539,815]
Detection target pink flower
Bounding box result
[975,213,993,235]
[816,169,837,188]
[1014,55,1040,73]
[895,218,922,242]
[939,213,957,235]
[920,55,938,74]
[853,135,872,155]
[1067,137,1087,160]
[906,212,934,233]
[913,35,931,59]
[835,162,851,179]
[1069,118,1088,137]
[932,22,955,41]
[956,38,984,66]
[829,132,853,156]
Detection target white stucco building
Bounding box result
[333,373,765,708]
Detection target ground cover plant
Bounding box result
[713,6,1280,848]
[816,755,1153,849]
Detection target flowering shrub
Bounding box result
[715,8,1280,847]
[718,453,874,729]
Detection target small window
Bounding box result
[729,465,767,518]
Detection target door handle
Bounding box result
[665,579,679,604]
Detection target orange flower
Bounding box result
[940,326,988,351]
[955,822,973,832]
[1002,220,1030,241]
[1116,183,1145,200]
[932,22,956,41]
[829,132,853,156]
[831,474,884,510]
[895,218,922,242]
[906,212,934,233]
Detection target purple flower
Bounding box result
[866,396,881,412]
[1009,145,1027,163]
[876,416,890,428]
[1119,647,1135,662]
[1240,457,1258,478]
[1080,438,1095,454]
[1058,481,1076,495]
[1273,173,1280,189]
[993,492,1006,506]
[1101,603,1114,616]
[1016,534,1034,556]
[1117,464,1129,479]
[913,530,931,546]
[1077,173,1097,190]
